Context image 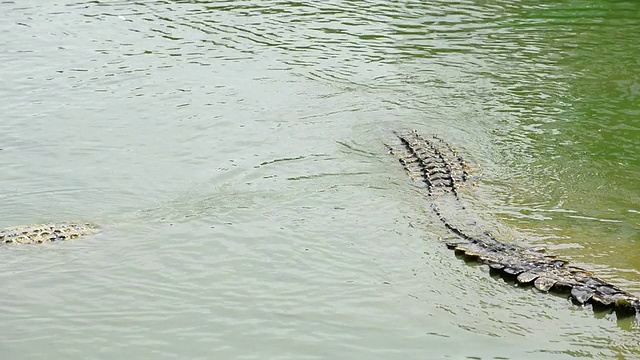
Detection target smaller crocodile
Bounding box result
[0,223,98,245]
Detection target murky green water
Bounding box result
[1,0,639,358]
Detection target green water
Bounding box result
[480,1,640,289]
[0,0,639,358]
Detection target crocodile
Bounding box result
[4,131,639,318]
[0,222,98,245]
[388,129,640,317]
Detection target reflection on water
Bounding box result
[1,0,639,358]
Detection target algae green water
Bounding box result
[1,0,639,358]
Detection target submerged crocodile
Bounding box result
[388,130,640,317]
[1,223,98,245]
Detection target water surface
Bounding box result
[1,0,639,358]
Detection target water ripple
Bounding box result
[2,0,640,358]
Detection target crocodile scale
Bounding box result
[1,223,98,245]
